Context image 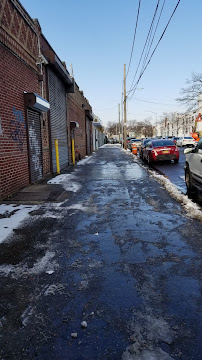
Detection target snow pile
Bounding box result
[48,173,81,192]
[0,204,37,244]
[76,155,94,166]
[0,250,57,279]
[148,169,202,221]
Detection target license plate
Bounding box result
[162,150,169,154]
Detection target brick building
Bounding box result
[0,0,51,200]
[67,83,93,162]
[0,0,96,201]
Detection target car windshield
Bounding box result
[152,140,174,147]
[130,139,141,143]
[184,137,193,139]
[143,139,151,145]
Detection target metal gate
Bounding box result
[27,109,43,183]
[48,68,68,172]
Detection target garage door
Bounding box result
[48,68,69,172]
[27,108,43,183]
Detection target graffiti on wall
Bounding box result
[10,107,26,151]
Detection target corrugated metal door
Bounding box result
[27,109,43,183]
[48,68,68,172]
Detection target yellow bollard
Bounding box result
[72,138,75,165]
[55,139,60,174]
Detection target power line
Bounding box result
[128,0,161,94]
[140,0,166,78]
[131,97,177,105]
[128,0,181,101]
[126,0,141,78]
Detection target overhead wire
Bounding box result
[128,0,181,101]
[139,0,166,79]
[126,0,142,78]
[127,0,161,94]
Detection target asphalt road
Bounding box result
[0,145,201,360]
[150,147,186,193]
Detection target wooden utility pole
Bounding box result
[118,103,120,143]
[123,64,127,149]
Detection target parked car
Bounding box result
[142,139,179,164]
[184,138,202,194]
[176,136,195,147]
[171,136,180,145]
[128,138,142,151]
[139,138,152,159]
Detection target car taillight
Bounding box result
[151,149,157,155]
[175,147,178,151]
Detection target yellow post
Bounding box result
[72,138,75,165]
[55,139,60,174]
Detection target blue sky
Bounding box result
[20,0,202,127]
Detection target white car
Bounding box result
[184,138,202,194]
[176,136,195,147]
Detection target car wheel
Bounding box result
[174,159,179,163]
[185,166,193,192]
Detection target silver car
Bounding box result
[184,138,202,194]
[177,136,196,147]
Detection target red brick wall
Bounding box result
[0,1,51,199]
[0,45,39,199]
[67,84,92,163]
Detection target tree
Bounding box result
[177,73,202,112]
[106,122,117,136]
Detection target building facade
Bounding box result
[0,0,98,200]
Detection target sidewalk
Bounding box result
[0,144,201,360]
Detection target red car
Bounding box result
[143,139,179,164]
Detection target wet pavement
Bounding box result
[0,144,202,360]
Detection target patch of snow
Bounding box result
[48,174,81,192]
[30,251,55,274]
[76,155,94,166]
[122,312,175,360]
[0,250,57,278]
[66,203,96,213]
[0,204,37,244]
[148,169,202,221]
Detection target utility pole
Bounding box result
[123,64,127,149]
[118,103,120,143]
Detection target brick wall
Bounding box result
[0,1,51,199]
[0,45,38,199]
[67,84,93,162]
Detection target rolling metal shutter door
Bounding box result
[27,109,43,183]
[48,68,68,172]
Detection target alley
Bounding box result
[0,145,201,360]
